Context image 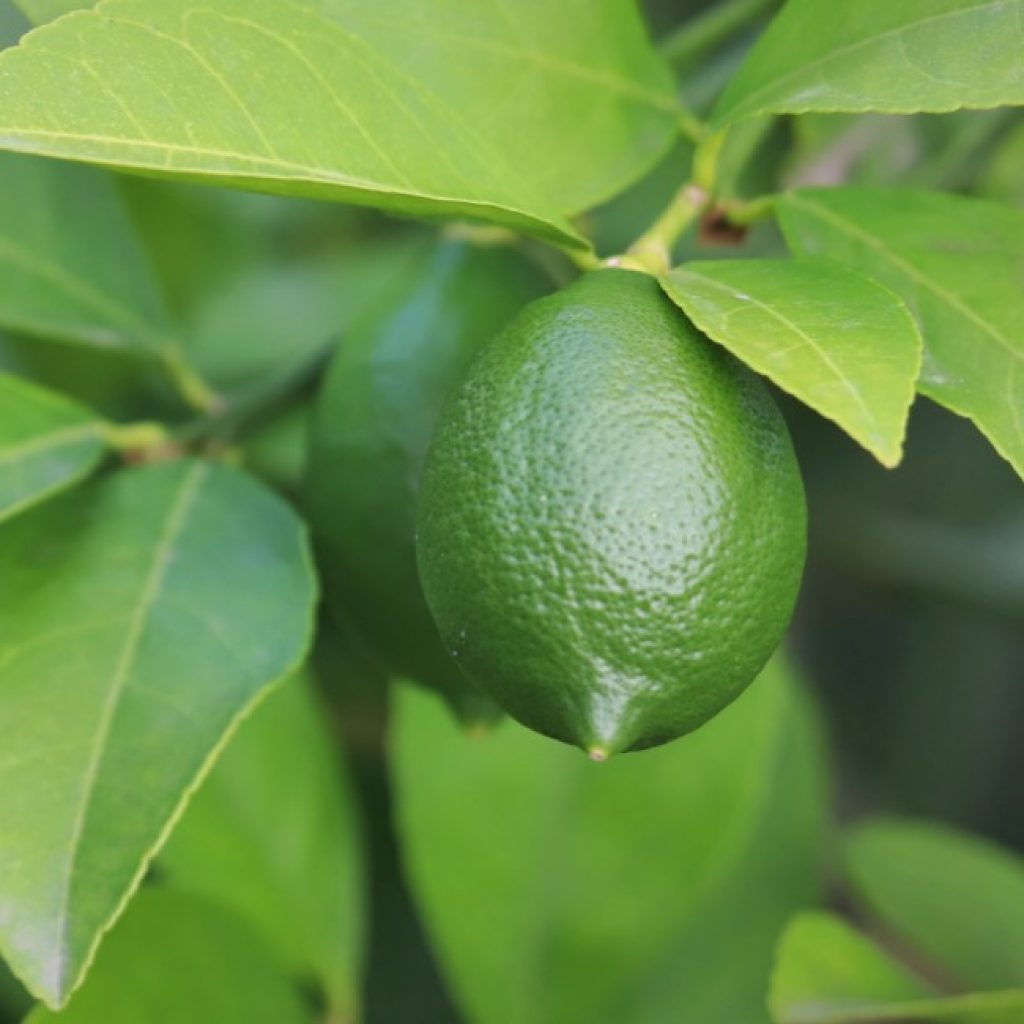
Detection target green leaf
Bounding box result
[843,818,1024,990]
[13,0,90,26]
[25,889,313,1023]
[713,0,1024,127]
[771,911,1024,1024]
[0,152,172,354]
[393,656,827,1024]
[0,372,105,522]
[160,669,364,1017]
[0,459,316,1008]
[662,259,922,467]
[777,188,1024,479]
[0,0,680,248]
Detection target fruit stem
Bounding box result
[157,345,224,414]
[175,338,335,448]
[619,182,710,276]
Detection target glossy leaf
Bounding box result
[777,188,1024,479]
[13,0,90,25]
[0,372,104,522]
[0,459,316,1007]
[160,670,364,1017]
[662,259,922,466]
[0,0,680,247]
[713,0,1024,127]
[771,911,1024,1024]
[25,889,313,1023]
[843,819,1024,990]
[0,152,173,353]
[393,657,827,1024]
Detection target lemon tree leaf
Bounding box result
[713,0,1024,127]
[0,151,173,355]
[770,911,1024,1024]
[0,0,679,248]
[25,890,314,1023]
[662,260,922,467]
[843,819,1024,990]
[13,0,91,25]
[160,670,364,1018]
[777,188,1024,480]
[0,372,105,523]
[0,459,316,1008]
[393,657,827,1024]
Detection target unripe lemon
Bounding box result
[306,239,548,721]
[416,269,806,755]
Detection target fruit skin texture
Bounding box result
[416,268,807,755]
[306,238,549,719]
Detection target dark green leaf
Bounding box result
[0,372,104,522]
[13,0,90,25]
[843,819,1024,990]
[713,0,1024,127]
[160,669,364,1017]
[0,459,316,1007]
[777,188,1024,479]
[393,656,827,1024]
[771,911,1024,1024]
[0,152,173,354]
[25,889,314,1023]
[0,0,680,247]
[662,259,922,466]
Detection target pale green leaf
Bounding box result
[662,259,922,466]
[0,0,680,247]
[25,889,313,1023]
[0,152,172,353]
[0,372,104,522]
[777,188,1024,479]
[844,819,1024,990]
[713,0,1024,127]
[0,459,316,1008]
[160,670,364,1017]
[13,0,91,26]
[393,656,827,1024]
[771,911,1024,1024]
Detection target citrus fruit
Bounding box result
[306,238,548,720]
[416,268,806,755]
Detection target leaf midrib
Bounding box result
[50,460,208,993]
[0,422,100,468]
[719,0,1019,121]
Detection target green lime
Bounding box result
[416,268,806,755]
[306,238,549,720]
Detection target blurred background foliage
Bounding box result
[0,0,1021,1021]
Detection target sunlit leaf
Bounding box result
[714,0,1024,127]
[0,0,680,247]
[777,187,1024,479]
[0,459,316,1007]
[662,259,922,466]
